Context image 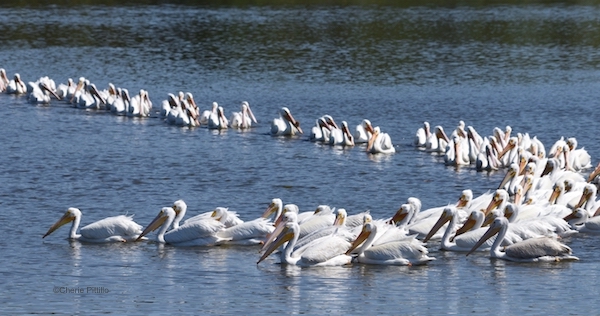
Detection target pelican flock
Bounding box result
[6,68,597,267]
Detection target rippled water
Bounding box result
[1,2,600,314]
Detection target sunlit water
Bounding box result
[1,2,600,314]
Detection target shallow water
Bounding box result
[1,2,600,314]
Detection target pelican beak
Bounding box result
[261,203,277,219]
[333,212,346,226]
[247,104,258,123]
[423,211,451,243]
[484,194,502,216]
[455,214,476,237]
[497,141,515,160]
[594,206,600,217]
[345,225,371,255]
[136,211,168,241]
[482,212,496,227]
[466,223,501,256]
[456,195,468,208]
[548,186,561,204]
[284,111,303,134]
[259,217,288,253]
[498,169,515,190]
[366,129,379,152]
[588,163,600,183]
[574,188,590,210]
[90,85,106,104]
[365,122,375,135]
[342,123,354,145]
[70,80,84,102]
[435,128,449,143]
[388,208,408,225]
[257,224,294,264]
[41,82,61,100]
[43,212,74,238]
[563,211,577,222]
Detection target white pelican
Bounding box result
[43,207,143,243]
[56,78,76,101]
[345,217,435,265]
[444,135,470,166]
[466,217,578,262]
[354,119,374,144]
[111,88,129,116]
[27,79,61,104]
[0,68,8,92]
[414,121,430,148]
[215,217,275,245]
[230,101,257,129]
[564,208,600,234]
[329,121,355,146]
[310,117,331,142]
[201,102,219,125]
[424,207,520,252]
[261,199,311,225]
[270,107,303,136]
[160,93,178,118]
[136,207,225,246]
[564,137,592,172]
[128,89,152,117]
[6,73,27,94]
[425,125,449,153]
[257,212,352,266]
[208,106,229,129]
[366,127,395,154]
[292,208,359,251]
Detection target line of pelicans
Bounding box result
[413,120,592,173]
[42,157,600,266]
[0,70,396,154]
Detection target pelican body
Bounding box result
[43,207,143,243]
[467,217,578,262]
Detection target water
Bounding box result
[1,1,600,314]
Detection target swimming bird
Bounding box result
[310,117,332,142]
[270,107,303,136]
[257,212,352,266]
[208,106,229,129]
[200,102,219,125]
[355,119,374,144]
[136,207,225,246]
[43,207,143,243]
[366,127,395,154]
[414,121,431,148]
[230,101,257,129]
[345,216,435,265]
[0,68,8,92]
[6,73,27,94]
[466,217,578,262]
[329,121,355,146]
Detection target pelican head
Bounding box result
[423,206,454,243]
[136,207,176,241]
[257,212,298,264]
[43,207,81,238]
[388,204,411,225]
[262,198,283,219]
[345,217,375,255]
[466,217,506,256]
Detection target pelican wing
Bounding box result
[504,237,572,259]
[80,215,142,240]
[216,218,274,240]
[298,214,336,238]
[299,235,351,265]
[165,219,224,244]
